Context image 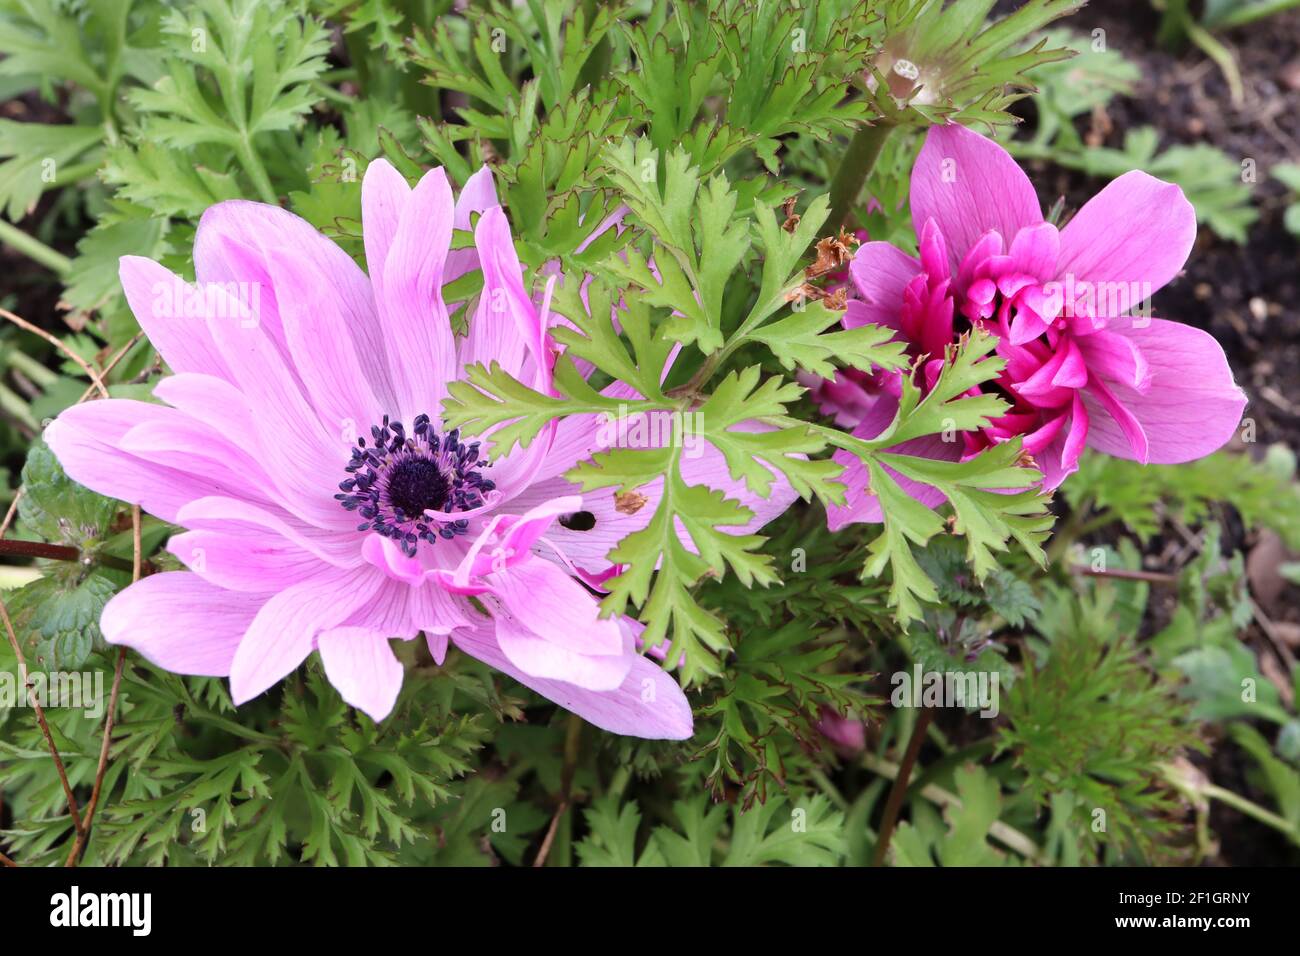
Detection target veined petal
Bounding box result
[910,124,1043,272]
[485,558,630,690]
[194,197,391,406]
[451,625,693,740]
[318,628,405,722]
[45,401,247,523]
[102,573,266,676]
[445,165,500,285]
[169,529,330,592]
[376,165,458,420]
[847,241,920,329]
[1082,319,1245,464]
[1056,171,1196,318]
[119,257,232,381]
[458,205,544,385]
[229,565,382,706]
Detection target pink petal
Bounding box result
[451,625,693,739]
[317,627,405,721]
[44,401,244,523]
[194,198,391,406]
[119,257,232,380]
[263,246,383,435]
[485,558,630,690]
[457,205,542,385]
[680,425,800,532]
[197,281,350,530]
[1082,319,1245,464]
[102,572,266,676]
[168,529,330,592]
[910,124,1043,271]
[376,165,458,420]
[1055,171,1196,319]
[445,165,499,285]
[229,565,382,705]
[360,157,408,311]
[177,496,365,568]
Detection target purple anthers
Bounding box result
[335,413,495,556]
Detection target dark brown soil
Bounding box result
[1012,0,1300,867]
[1016,0,1300,451]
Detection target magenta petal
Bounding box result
[1074,329,1152,393]
[1083,319,1245,464]
[848,241,920,329]
[1007,222,1060,283]
[1056,171,1196,318]
[910,124,1043,271]
[824,393,962,529]
[1083,371,1150,463]
[102,573,266,676]
[229,566,381,706]
[451,625,693,740]
[317,627,405,721]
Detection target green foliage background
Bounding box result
[0,0,1297,867]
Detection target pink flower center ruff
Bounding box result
[874,215,1150,473]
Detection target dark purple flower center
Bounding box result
[335,414,494,557]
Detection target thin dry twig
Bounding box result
[0,308,145,865]
[0,307,109,400]
[0,599,84,836]
[870,707,934,866]
[63,505,139,867]
[73,330,144,404]
[1071,565,1178,584]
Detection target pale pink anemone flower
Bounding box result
[813,123,1247,528]
[45,159,796,736]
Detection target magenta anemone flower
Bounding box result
[820,123,1246,528]
[45,160,795,735]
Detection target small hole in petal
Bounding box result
[559,510,597,531]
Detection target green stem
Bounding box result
[826,122,894,235]
[53,160,103,188]
[0,381,38,432]
[1198,783,1297,841]
[6,349,59,389]
[235,137,279,205]
[862,751,1048,862]
[0,219,72,275]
